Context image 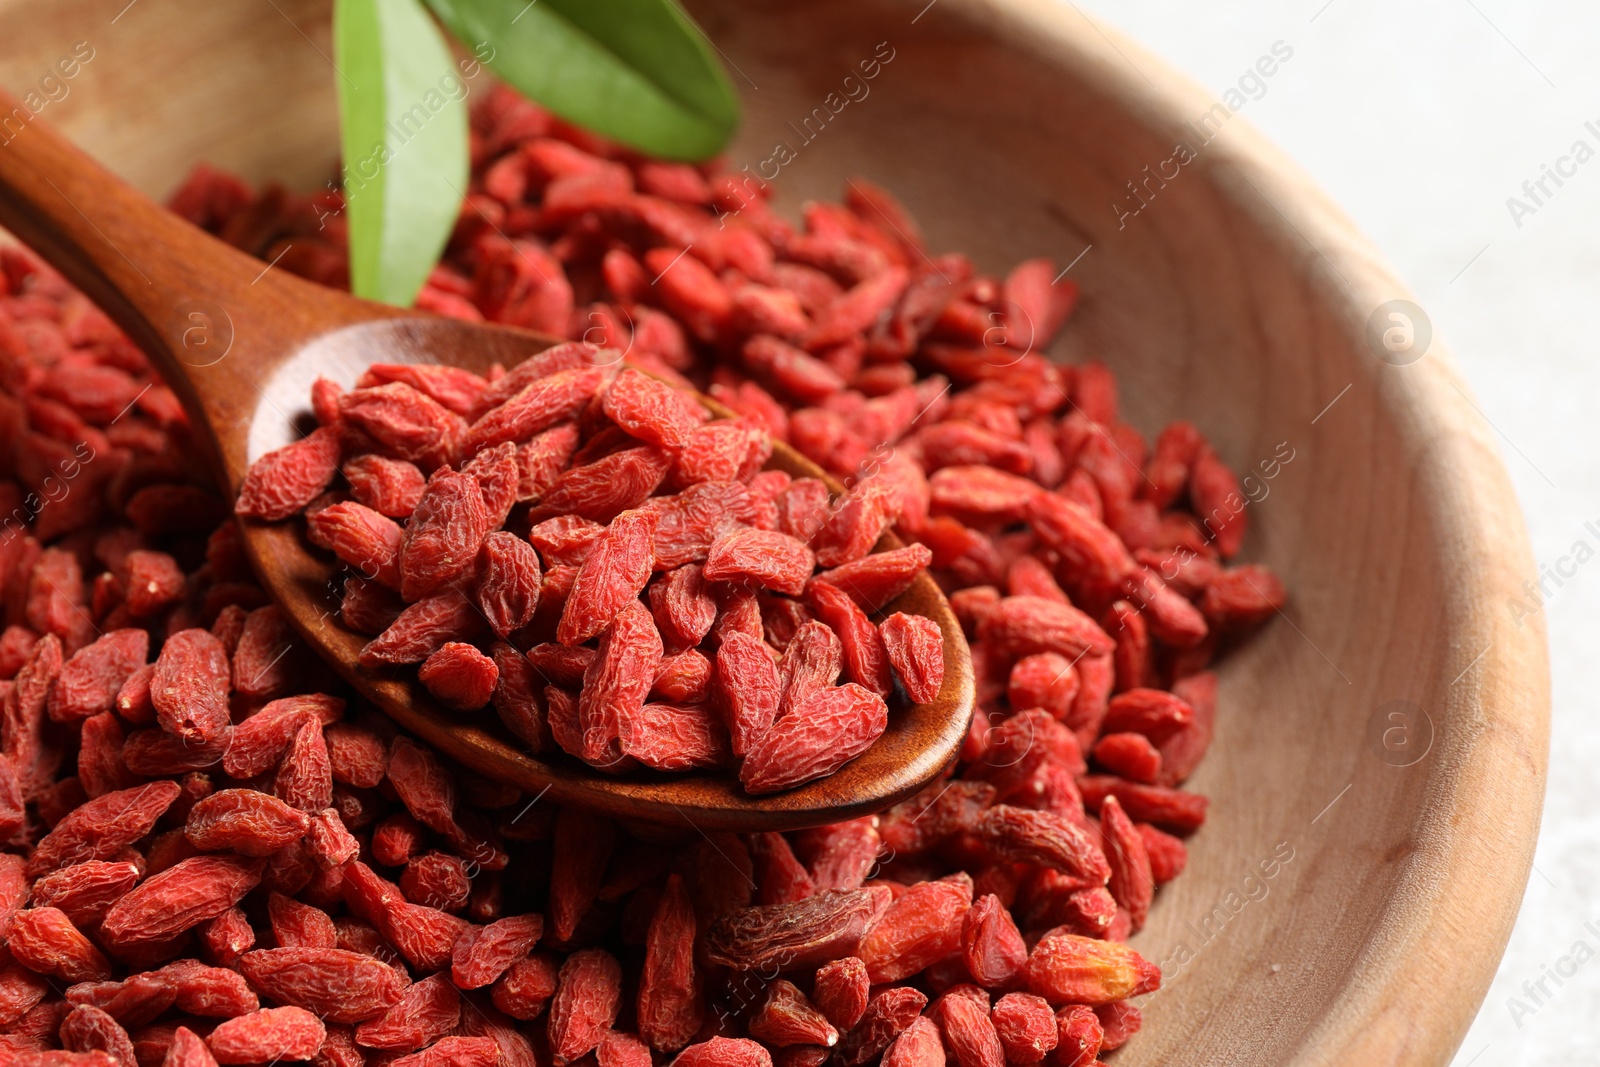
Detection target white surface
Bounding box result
[1058,0,1594,1062]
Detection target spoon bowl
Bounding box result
[0,91,974,831]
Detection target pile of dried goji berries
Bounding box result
[236,352,947,794]
[0,82,1285,1065]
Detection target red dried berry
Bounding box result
[419,642,500,711]
[703,888,890,972]
[1023,933,1158,1006]
[400,469,492,600]
[703,527,815,596]
[638,873,703,1051]
[991,993,1058,1064]
[879,611,944,703]
[748,980,838,1048]
[355,973,460,1052]
[739,683,887,794]
[838,986,927,1067]
[807,580,891,698]
[9,906,113,981]
[856,877,973,983]
[547,948,623,1062]
[208,1006,326,1063]
[558,508,658,645]
[452,913,545,989]
[344,453,428,517]
[239,947,405,1023]
[476,531,542,638]
[185,789,311,856]
[100,856,265,948]
[493,952,561,1020]
[576,600,661,767]
[149,629,231,745]
[235,426,341,521]
[48,628,147,723]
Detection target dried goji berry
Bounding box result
[235,427,341,521]
[419,641,500,711]
[100,856,265,948]
[185,789,311,856]
[1023,934,1158,1006]
[748,979,837,1048]
[9,906,113,981]
[400,469,492,600]
[547,947,623,1062]
[856,877,972,982]
[208,1005,326,1063]
[638,873,703,1051]
[739,684,887,794]
[879,611,944,703]
[149,629,231,745]
[558,508,658,645]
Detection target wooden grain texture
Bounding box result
[0,0,1549,1061]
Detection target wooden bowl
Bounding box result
[0,0,1549,1062]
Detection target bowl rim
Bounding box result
[965,0,1550,1061]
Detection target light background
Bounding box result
[1059,0,1595,1062]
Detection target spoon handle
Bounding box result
[0,89,373,487]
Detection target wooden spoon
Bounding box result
[0,96,973,831]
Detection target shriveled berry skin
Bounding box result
[477,531,543,638]
[548,948,623,1062]
[703,888,891,972]
[577,600,662,767]
[603,367,702,452]
[28,782,181,878]
[990,993,1058,1063]
[712,631,779,758]
[354,973,460,1051]
[748,979,838,1048]
[344,453,428,517]
[185,788,312,856]
[9,906,113,982]
[838,986,928,1067]
[673,1036,775,1067]
[419,642,500,711]
[453,913,545,989]
[400,469,492,600]
[150,629,231,745]
[494,952,561,1020]
[360,591,482,666]
[739,684,887,794]
[48,628,148,723]
[59,1003,137,1065]
[856,877,973,983]
[703,527,815,596]
[621,701,730,771]
[208,1006,327,1064]
[962,893,1027,989]
[1023,934,1159,1006]
[239,948,405,1023]
[307,501,404,590]
[812,957,869,1031]
[879,611,945,703]
[934,990,1004,1067]
[30,859,141,927]
[807,580,892,698]
[558,509,658,645]
[235,426,340,520]
[638,873,703,1052]
[100,856,266,948]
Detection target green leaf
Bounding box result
[334,0,469,306]
[422,0,739,161]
